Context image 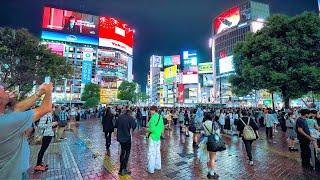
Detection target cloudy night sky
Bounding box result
[0,0,317,90]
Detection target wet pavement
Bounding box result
[28,119,320,180]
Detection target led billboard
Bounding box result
[214,6,240,34]
[150,55,163,68]
[42,6,98,36]
[164,55,180,66]
[198,62,213,74]
[41,31,98,45]
[219,55,234,74]
[46,42,65,56]
[203,74,214,87]
[183,50,197,67]
[99,17,134,55]
[182,74,198,84]
[178,84,184,103]
[164,65,177,84]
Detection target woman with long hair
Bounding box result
[198,113,224,179]
[102,107,115,151]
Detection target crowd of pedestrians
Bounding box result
[1,80,320,179]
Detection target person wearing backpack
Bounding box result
[146,106,164,174]
[198,113,225,179]
[237,110,259,166]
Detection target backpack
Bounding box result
[240,118,256,140]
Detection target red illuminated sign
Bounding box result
[214,6,240,34]
[99,17,134,55]
[178,84,184,103]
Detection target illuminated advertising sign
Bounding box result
[182,74,198,84]
[164,55,180,66]
[41,31,98,45]
[99,17,134,55]
[150,55,163,68]
[219,55,234,74]
[164,56,173,66]
[203,74,214,87]
[178,84,184,103]
[81,60,93,84]
[83,48,93,61]
[198,62,213,74]
[100,88,117,104]
[46,42,65,56]
[172,55,181,65]
[183,66,198,74]
[214,6,240,34]
[183,50,197,67]
[42,6,98,36]
[164,65,177,84]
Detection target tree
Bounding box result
[230,12,320,108]
[137,92,149,103]
[0,27,72,98]
[117,81,137,102]
[84,97,99,108]
[81,83,100,102]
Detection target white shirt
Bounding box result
[38,113,54,137]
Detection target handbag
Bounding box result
[204,121,226,152]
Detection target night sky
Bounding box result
[0,0,317,90]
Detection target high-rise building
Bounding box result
[211,0,270,103]
[41,6,134,104]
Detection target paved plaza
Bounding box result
[28,119,320,180]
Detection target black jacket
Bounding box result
[116,113,137,143]
[102,113,114,132]
[237,116,259,139]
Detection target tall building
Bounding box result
[41,6,134,104]
[149,55,163,105]
[211,0,270,103]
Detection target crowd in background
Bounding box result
[1,81,320,179]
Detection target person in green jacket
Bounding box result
[146,106,164,174]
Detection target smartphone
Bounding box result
[44,76,51,84]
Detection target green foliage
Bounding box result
[81,83,100,101]
[0,27,72,97]
[230,12,320,108]
[117,81,137,102]
[84,97,99,108]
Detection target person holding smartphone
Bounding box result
[0,82,53,179]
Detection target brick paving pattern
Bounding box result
[28,119,320,180]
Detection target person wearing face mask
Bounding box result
[0,82,53,179]
[63,16,80,34]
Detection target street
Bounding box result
[28,119,320,180]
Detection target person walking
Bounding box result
[264,109,273,141]
[116,108,137,176]
[102,107,115,151]
[141,107,147,127]
[146,106,164,174]
[34,105,58,172]
[198,113,225,179]
[296,109,315,169]
[237,110,259,166]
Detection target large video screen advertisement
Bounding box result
[219,55,234,74]
[99,17,134,55]
[214,6,240,34]
[42,6,99,36]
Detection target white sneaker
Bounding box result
[249,161,254,166]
